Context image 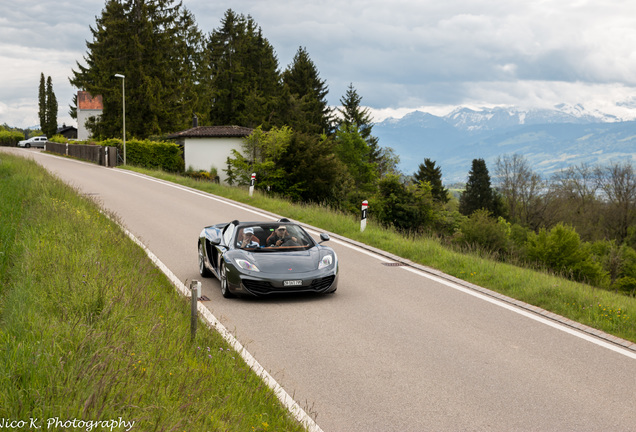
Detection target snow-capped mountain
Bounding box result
[373,104,636,183]
[444,104,625,132]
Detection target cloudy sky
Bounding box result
[2,0,636,129]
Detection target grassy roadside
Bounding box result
[0,154,307,431]
[124,166,636,344]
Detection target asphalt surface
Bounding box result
[5,148,636,432]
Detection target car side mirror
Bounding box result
[319,233,330,243]
[207,232,222,245]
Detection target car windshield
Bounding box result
[234,224,314,251]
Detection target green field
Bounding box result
[0,153,308,431]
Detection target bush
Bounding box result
[454,209,509,254]
[613,277,636,296]
[0,130,25,147]
[49,134,67,143]
[185,166,215,182]
[527,223,606,284]
[373,174,436,233]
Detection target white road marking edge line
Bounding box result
[401,266,636,360]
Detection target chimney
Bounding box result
[193,114,198,128]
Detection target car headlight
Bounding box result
[318,254,333,269]
[235,259,260,272]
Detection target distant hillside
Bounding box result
[373,105,636,183]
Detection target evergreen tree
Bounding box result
[44,76,58,138]
[334,124,377,192]
[282,47,333,135]
[38,73,46,131]
[70,0,205,139]
[206,10,281,128]
[338,84,376,145]
[337,83,390,174]
[414,158,449,203]
[459,158,503,216]
[278,132,347,204]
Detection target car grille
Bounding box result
[242,275,335,295]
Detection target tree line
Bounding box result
[70,0,397,208]
[68,0,635,294]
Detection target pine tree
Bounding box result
[338,83,378,151]
[337,83,399,177]
[70,0,205,139]
[459,158,501,216]
[206,10,281,129]
[414,158,449,203]
[282,47,333,135]
[44,76,58,138]
[38,73,46,132]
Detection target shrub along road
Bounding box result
[6,148,636,432]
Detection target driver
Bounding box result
[237,227,260,248]
[266,225,298,247]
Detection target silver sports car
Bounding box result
[198,218,338,298]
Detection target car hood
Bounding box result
[236,248,322,274]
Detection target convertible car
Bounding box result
[198,219,338,298]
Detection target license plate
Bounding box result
[283,280,303,286]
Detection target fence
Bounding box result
[46,142,119,167]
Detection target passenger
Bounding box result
[237,227,260,248]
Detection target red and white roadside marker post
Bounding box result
[361,200,368,232]
[249,172,256,197]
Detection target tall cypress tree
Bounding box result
[44,76,58,138]
[414,158,449,203]
[38,73,46,132]
[282,47,332,135]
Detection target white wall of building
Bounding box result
[184,137,242,183]
[77,109,102,141]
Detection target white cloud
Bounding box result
[3,0,636,127]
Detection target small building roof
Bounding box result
[167,125,253,139]
[57,124,77,133]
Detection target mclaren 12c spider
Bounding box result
[198,219,338,298]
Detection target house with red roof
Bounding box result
[77,91,103,140]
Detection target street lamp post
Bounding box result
[114,73,126,165]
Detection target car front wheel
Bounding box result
[219,260,234,298]
[198,243,212,277]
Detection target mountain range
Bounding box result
[372,104,636,184]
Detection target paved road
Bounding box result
[5,148,636,431]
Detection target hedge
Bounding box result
[100,138,184,172]
[0,130,26,147]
